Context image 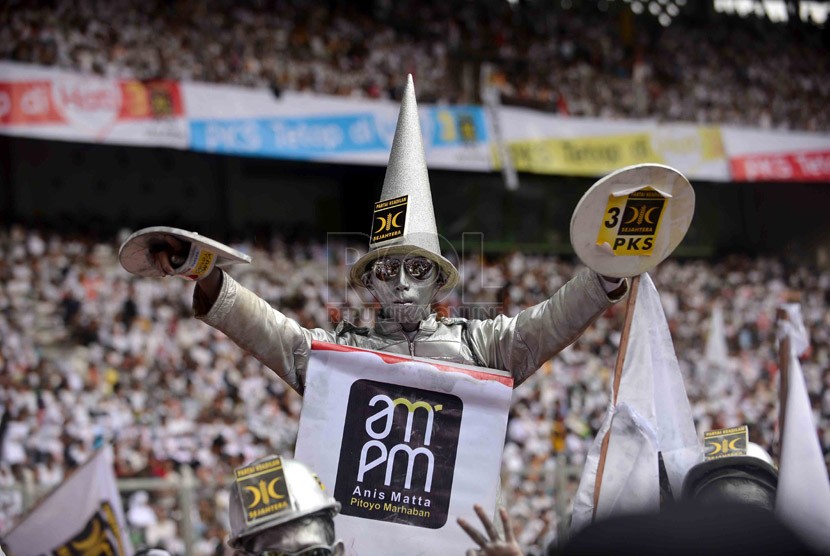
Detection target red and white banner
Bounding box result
[2,61,830,183]
[3,445,133,556]
[730,150,830,182]
[0,62,187,148]
[295,342,513,556]
[722,128,830,183]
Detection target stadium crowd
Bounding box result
[1,224,828,554]
[2,0,829,131]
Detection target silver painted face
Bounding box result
[244,517,342,555]
[363,255,442,325]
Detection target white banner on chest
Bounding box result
[295,342,513,555]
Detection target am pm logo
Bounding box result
[235,457,291,525]
[370,195,408,247]
[334,380,462,529]
[53,502,126,556]
[704,425,749,460]
[596,187,667,256]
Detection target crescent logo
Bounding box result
[374,216,387,234]
[246,478,285,508]
[370,195,408,245]
[644,206,660,224]
[267,477,285,499]
[707,437,744,457]
[245,485,261,507]
[72,517,105,551]
[623,207,640,225]
[53,504,123,555]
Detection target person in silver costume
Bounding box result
[226,455,343,556]
[140,74,626,555]
[150,75,627,397]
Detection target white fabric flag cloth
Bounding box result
[775,305,830,554]
[704,302,729,366]
[777,303,810,357]
[4,445,133,556]
[295,342,514,556]
[571,273,701,532]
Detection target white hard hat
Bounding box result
[746,441,774,466]
[681,441,778,505]
[228,455,340,548]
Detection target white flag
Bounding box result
[571,273,701,532]
[775,305,830,554]
[3,445,133,556]
[295,342,513,556]
[704,302,729,366]
[777,303,810,357]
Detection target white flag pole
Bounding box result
[592,274,641,519]
[777,332,790,443]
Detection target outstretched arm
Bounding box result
[468,269,627,386]
[152,236,329,394]
[194,267,223,309]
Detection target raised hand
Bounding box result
[457,504,524,556]
[150,235,190,276]
[147,235,218,283]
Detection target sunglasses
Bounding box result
[254,546,334,556]
[372,257,435,281]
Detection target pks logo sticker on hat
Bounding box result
[235,457,292,526]
[370,195,409,247]
[704,425,749,460]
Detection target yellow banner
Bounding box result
[495,128,723,176]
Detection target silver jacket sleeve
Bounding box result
[195,270,333,394]
[466,268,624,386]
[196,268,625,393]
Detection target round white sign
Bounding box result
[570,164,695,278]
[119,226,252,277]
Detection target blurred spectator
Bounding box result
[145,504,184,555]
[127,490,158,547]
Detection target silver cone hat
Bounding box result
[350,75,459,293]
